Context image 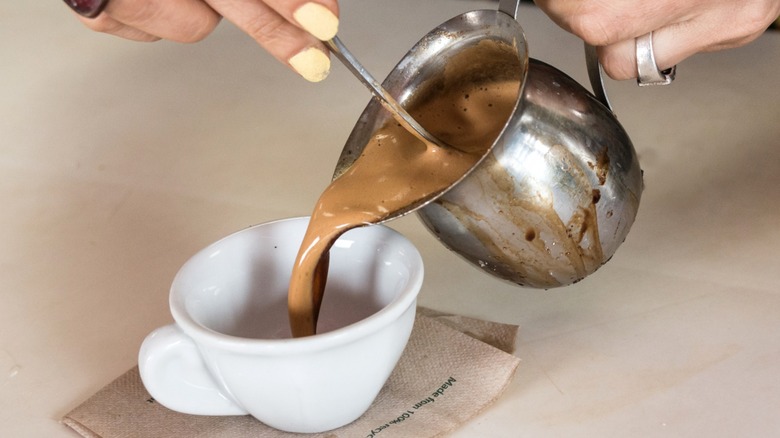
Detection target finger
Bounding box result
[101,0,221,43]
[535,0,691,47]
[206,0,332,82]
[77,14,161,42]
[597,3,774,81]
[262,0,339,40]
[598,23,692,81]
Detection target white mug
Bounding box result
[138,217,424,433]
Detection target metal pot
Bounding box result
[334,0,642,288]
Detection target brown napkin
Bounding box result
[63,308,520,438]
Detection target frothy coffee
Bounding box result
[288,43,521,337]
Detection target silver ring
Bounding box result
[636,32,676,86]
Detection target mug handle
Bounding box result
[138,324,248,415]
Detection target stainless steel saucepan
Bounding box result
[333,0,643,288]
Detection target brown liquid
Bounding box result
[288,55,521,337]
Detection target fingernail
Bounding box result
[289,47,330,82]
[293,2,339,41]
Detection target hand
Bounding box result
[72,0,339,82]
[534,0,780,80]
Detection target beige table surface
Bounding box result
[2,1,779,436]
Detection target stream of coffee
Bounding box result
[288,51,521,337]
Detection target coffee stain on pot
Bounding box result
[589,147,610,186]
[433,147,604,288]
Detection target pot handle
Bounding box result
[498,0,520,18]
[584,43,613,110]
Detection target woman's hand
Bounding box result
[72,0,339,82]
[534,0,780,80]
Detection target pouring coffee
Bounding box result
[289,0,643,336]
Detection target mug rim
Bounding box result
[168,216,424,354]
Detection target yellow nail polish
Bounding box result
[289,47,330,82]
[293,2,339,41]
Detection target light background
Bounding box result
[1,1,779,436]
